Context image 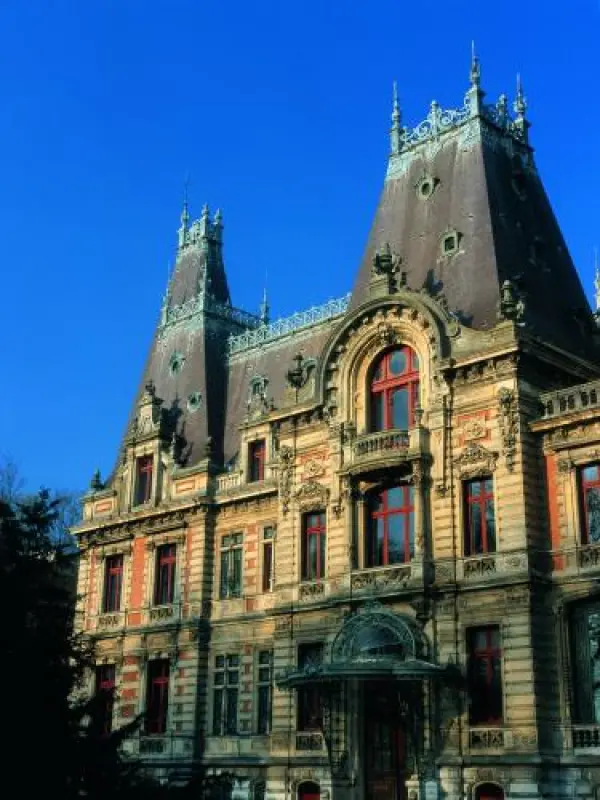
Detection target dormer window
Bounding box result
[370,346,420,432]
[248,440,266,483]
[134,455,153,506]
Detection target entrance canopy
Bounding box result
[277,605,460,689]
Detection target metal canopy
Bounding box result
[277,656,453,689]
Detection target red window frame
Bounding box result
[370,346,420,432]
[95,664,116,735]
[135,455,154,505]
[103,554,123,612]
[249,440,266,482]
[464,477,496,556]
[146,659,170,735]
[580,464,600,544]
[154,543,176,606]
[467,626,503,725]
[302,512,326,581]
[367,485,414,567]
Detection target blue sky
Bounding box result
[0,0,598,493]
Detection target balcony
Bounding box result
[468,727,505,750]
[123,733,196,760]
[346,426,427,476]
[539,379,600,421]
[434,549,532,585]
[572,725,600,753]
[551,544,600,577]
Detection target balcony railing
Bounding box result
[572,725,600,751]
[216,472,242,492]
[295,732,325,752]
[434,549,531,584]
[123,733,196,760]
[551,544,600,576]
[538,379,600,420]
[353,428,410,459]
[469,727,505,749]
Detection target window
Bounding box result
[262,526,275,593]
[220,533,243,599]
[297,643,323,731]
[366,485,414,567]
[475,785,504,800]
[253,782,266,800]
[464,477,496,556]
[249,439,266,482]
[95,664,116,735]
[467,626,503,725]
[102,554,123,612]
[146,659,170,734]
[257,650,273,734]
[441,229,461,257]
[570,601,600,723]
[213,654,239,735]
[579,464,600,544]
[301,512,326,581]
[370,346,420,432]
[154,543,176,606]
[134,455,154,506]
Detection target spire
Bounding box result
[259,287,270,325]
[469,40,481,88]
[594,247,600,313]
[177,176,190,251]
[513,73,530,144]
[390,81,402,156]
[466,41,485,116]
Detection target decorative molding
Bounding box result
[302,458,325,481]
[453,443,498,478]
[299,582,325,601]
[294,480,330,511]
[497,388,518,471]
[278,446,294,515]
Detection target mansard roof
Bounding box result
[351,69,597,359]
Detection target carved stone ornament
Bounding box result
[278,445,294,515]
[303,458,325,480]
[453,443,498,478]
[461,417,487,441]
[295,480,330,511]
[497,387,518,471]
[376,322,397,348]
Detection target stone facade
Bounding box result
[74,62,600,800]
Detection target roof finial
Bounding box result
[260,286,270,325]
[513,73,530,145]
[177,174,191,251]
[470,40,481,88]
[390,80,402,156]
[594,247,600,313]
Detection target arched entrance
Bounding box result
[298,780,320,800]
[475,784,504,800]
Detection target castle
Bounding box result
[73,54,600,799]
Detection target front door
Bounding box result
[365,687,406,800]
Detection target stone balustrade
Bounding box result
[123,733,196,759]
[551,544,600,575]
[539,379,600,420]
[572,725,600,751]
[216,472,242,492]
[353,428,410,460]
[434,549,530,584]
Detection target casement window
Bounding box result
[154,543,176,605]
[146,659,170,735]
[579,464,600,544]
[102,554,123,612]
[220,533,243,599]
[248,439,266,482]
[297,643,323,731]
[213,654,239,735]
[370,346,420,432]
[262,526,275,593]
[95,664,116,735]
[366,485,414,567]
[464,477,496,556]
[570,601,600,723]
[301,512,326,581]
[256,650,273,734]
[134,455,154,506]
[467,626,503,725]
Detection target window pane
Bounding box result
[220,551,229,598]
[226,688,238,733]
[386,486,403,509]
[319,529,326,579]
[231,548,242,596]
[470,503,483,554]
[371,392,384,431]
[583,465,600,483]
[387,513,403,564]
[262,541,273,592]
[391,387,409,429]
[407,510,415,559]
[307,533,317,580]
[389,349,407,376]
[213,689,223,734]
[586,488,600,543]
[485,498,496,551]
[470,480,481,498]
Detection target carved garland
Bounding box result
[453,443,499,479]
[278,445,294,515]
[294,480,330,512]
[497,388,518,471]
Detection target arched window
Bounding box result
[370,347,420,432]
[366,485,415,567]
[475,783,504,800]
[298,781,320,800]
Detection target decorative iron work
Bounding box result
[228,295,350,355]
